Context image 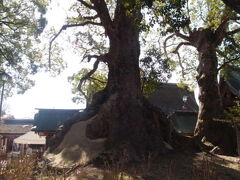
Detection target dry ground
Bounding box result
[63,152,240,180]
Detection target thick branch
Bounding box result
[82,14,99,20]
[227,28,240,36]
[221,0,240,14]
[82,53,109,63]
[90,0,113,36]
[77,60,100,90]
[176,32,190,41]
[172,42,192,53]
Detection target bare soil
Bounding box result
[66,152,240,180]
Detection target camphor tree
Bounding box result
[156,0,240,154]
[0,0,49,97]
[49,0,173,158]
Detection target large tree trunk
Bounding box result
[221,0,240,14]
[49,1,173,159]
[85,4,172,157]
[192,29,236,154]
[195,39,222,139]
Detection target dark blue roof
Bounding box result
[148,83,198,114]
[33,109,80,132]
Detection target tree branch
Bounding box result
[90,0,113,36]
[48,22,102,68]
[89,77,106,84]
[77,60,100,90]
[164,34,176,59]
[77,0,95,9]
[172,42,192,53]
[227,28,240,36]
[82,53,110,63]
[176,32,190,41]
[217,49,240,71]
[221,0,240,14]
[217,56,240,71]
[175,51,185,79]
[82,14,99,20]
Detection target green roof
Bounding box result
[170,111,198,134]
[33,109,79,132]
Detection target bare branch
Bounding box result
[176,32,190,41]
[217,55,240,71]
[77,0,95,9]
[172,42,192,53]
[89,77,106,84]
[77,60,100,90]
[48,22,102,68]
[175,51,185,79]
[215,16,240,45]
[217,49,240,71]
[82,53,109,63]
[227,28,240,36]
[82,14,99,20]
[164,34,176,59]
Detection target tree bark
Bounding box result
[85,3,172,157]
[194,31,222,139]
[49,1,173,159]
[221,0,240,14]
[191,29,236,154]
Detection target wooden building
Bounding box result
[32,109,80,147]
[219,67,240,108]
[0,119,33,155]
[148,83,198,134]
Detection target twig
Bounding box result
[48,22,102,68]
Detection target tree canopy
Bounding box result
[0,0,48,96]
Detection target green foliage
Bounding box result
[140,47,171,97]
[68,68,107,106]
[151,0,190,34]
[0,0,49,97]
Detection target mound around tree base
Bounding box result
[45,116,106,168]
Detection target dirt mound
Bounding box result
[45,117,106,168]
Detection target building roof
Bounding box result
[0,124,32,135]
[14,131,45,145]
[148,83,198,114]
[3,119,34,125]
[170,111,198,134]
[33,109,80,132]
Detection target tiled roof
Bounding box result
[3,119,34,125]
[0,124,32,134]
[148,83,198,114]
[33,109,80,132]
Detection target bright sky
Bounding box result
[6,0,87,118]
